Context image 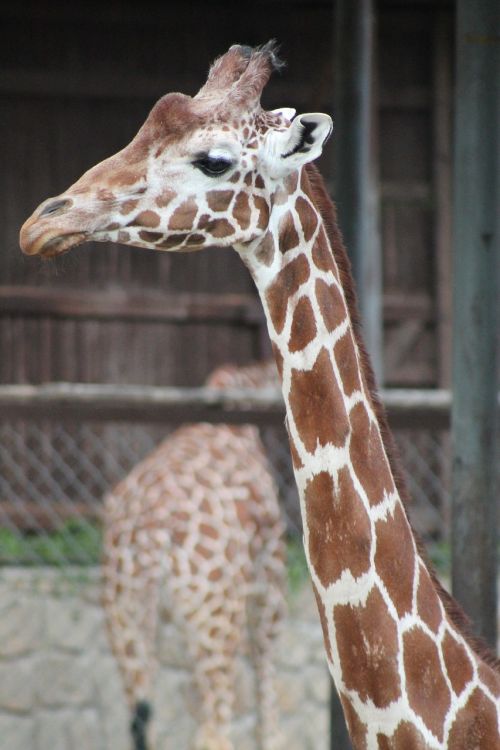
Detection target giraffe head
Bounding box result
[20,42,332,258]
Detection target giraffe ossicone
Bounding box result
[21,41,500,749]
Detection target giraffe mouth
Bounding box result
[22,231,88,258]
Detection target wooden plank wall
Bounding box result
[1,1,453,390]
[378,6,453,387]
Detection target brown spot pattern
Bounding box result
[265,253,310,334]
[278,210,300,253]
[232,191,251,229]
[206,190,234,213]
[349,403,395,506]
[334,587,401,707]
[156,189,175,208]
[285,172,298,194]
[156,233,188,249]
[416,566,442,633]
[169,199,198,231]
[255,231,275,266]
[134,210,160,228]
[478,663,500,698]
[109,169,143,187]
[271,343,284,380]
[272,186,289,206]
[305,468,371,587]
[403,626,451,740]
[289,348,349,454]
[340,694,367,749]
[296,196,319,242]
[209,219,234,239]
[375,503,415,617]
[120,199,139,215]
[97,188,115,202]
[255,174,265,189]
[139,230,163,243]
[442,631,474,695]
[118,231,130,244]
[312,228,338,274]
[448,687,498,748]
[287,434,303,469]
[312,582,333,663]
[289,296,317,353]
[253,195,269,230]
[334,330,363,396]
[377,722,428,749]
[316,279,346,333]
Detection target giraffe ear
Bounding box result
[271,107,296,121]
[265,113,333,176]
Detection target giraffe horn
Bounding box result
[196,41,284,110]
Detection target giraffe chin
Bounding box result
[36,232,88,258]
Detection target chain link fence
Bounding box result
[0,417,451,561]
[0,409,452,750]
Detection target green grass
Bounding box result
[427,539,451,576]
[0,520,102,566]
[286,535,310,594]
[0,521,454,582]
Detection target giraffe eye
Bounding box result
[193,154,233,177]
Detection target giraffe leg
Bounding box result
[192,654,236,750]
[248,539,287,750]
[184,596,245,750]
[102,521,161,750]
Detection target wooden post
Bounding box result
[334,0,382,385]
[451,0,499,649]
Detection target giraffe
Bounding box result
[102,359,286,750]
[20,42,500,749]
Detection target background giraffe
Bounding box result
[20,42,500,748]
[102,359,286,750]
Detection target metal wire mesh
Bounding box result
[0,415,451,750]
[0,419,451,556]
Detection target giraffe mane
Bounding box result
[304,162,500,674]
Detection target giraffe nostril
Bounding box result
[39,198,72,218]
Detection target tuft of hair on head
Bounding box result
[249,39,285,74]
[196,40,285,109]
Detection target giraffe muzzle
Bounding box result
[19,196,89,257]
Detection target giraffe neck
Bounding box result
[237,163,500,747]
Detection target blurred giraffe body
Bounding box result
[102,360,286,750]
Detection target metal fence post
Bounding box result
[451,0,499,649]
[334,0,382,385]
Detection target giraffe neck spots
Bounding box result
[247,163,500,746]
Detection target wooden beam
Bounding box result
[0,382,484,430]
[451,0,499,649]
[0,287,263,325]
